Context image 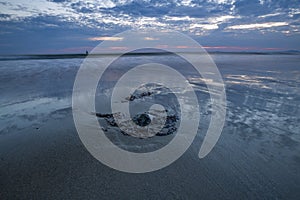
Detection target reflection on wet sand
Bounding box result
[0,54,300,199]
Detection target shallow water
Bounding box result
[0,54,300,199]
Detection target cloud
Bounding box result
[144,37,159,41]
[109,46,128,50]
[0,0,74,18]
[164,16,194,21]
[190,23,219,30]
[0,0,299,53]
[226,22,289,30]
[87,36,123,41]
[258,13,283,18]
[0,0,298,35]
[202,45,284,51]
[175,45,189,49]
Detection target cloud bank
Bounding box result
[0,0,299,53]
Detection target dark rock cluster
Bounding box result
[94,111,179,137]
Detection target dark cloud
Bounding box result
[0,0,299,54]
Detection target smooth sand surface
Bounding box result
[1,54,300,199]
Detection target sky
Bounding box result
[0,0,299,54]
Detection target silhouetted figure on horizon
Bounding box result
[86,50,89,55]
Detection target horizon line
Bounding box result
[0,50,299,60]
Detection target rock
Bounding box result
[94,110,179,138]
[132,113,151,127]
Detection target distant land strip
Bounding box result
[0,51,299,61]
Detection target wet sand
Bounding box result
[0,54,300,199]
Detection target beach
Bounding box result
[1,54,300,199]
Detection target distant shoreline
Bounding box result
[0,51,299,61]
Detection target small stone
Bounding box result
[132,113,151,127]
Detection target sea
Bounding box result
[0,53,299,199]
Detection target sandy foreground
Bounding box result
[0,54,300,199]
